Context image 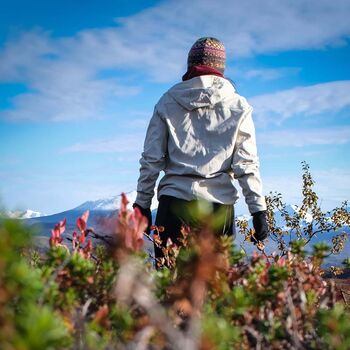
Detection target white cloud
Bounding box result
[120,111,152,129]
[250,81,350,125]
[2,78,140,122]
[0,0,350,122]
[262,150,326,160]
[0,30,54,81]
[242,67,300,81]
[244,68,284,81]
[257,126,350,147]
[262,168,350,212]
[122,118,149,129]
[113,0,350,61]
[1,175,135,215]
[0,30,141,122]
[61,134,144,153]
[0,49,141,122]
[0,164,140,214]
[312,169,350,207]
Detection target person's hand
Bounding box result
[132,203,152,234]
[252,210,268,243]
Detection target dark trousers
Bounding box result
[154,195,236,259]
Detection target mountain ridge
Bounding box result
[15,192,349,267]
[4,209,43,219]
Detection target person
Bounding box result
[133,37,268,260]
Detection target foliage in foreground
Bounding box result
[0,163,350,350]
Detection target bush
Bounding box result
[0,219,71,350]
[0,163,349,349]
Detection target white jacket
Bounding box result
[135,75,267,214]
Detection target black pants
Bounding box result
[154,195,236,259]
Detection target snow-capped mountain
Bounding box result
[236,204,314,229]
[273,204,314,228]
[21,192,349,266]
[5,209,43,219]
[235,204,349,267]
[23,191,159,238]
[74,190,159,211]
[24,192,345,234]
[21,191,158,252]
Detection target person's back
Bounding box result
[133,37,269,263]
[140,74,265,212]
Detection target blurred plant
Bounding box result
[0,219,71,350]
[0,162,349,349]
[237,162,350,263]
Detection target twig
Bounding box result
[65,236,98,261]
[134,326,155,350]
[286,287,306,350]
[115,258,198,350]
[243,325,263,350]
[341,290,349,305]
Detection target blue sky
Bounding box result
[0,0,349,215]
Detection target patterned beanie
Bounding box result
[187,37,226,73]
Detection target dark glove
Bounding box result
[132,203,152,234]
[252,210,268,243]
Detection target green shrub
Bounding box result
[0,163,349,349]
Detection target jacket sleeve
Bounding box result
[231,104,267,214]
[135,106,168,209]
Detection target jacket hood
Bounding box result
[168,75,235,111]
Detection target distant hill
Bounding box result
[19,192,349,267]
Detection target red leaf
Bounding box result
[95,305,109,322]
[56,218,66,233]
[86,239,93,250]
[83,239,93,258]
[50,218,66,241]
[77,210,89,232]
[82,210,89,224]
[121,192,129,210]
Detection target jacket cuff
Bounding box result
[248,199,267,215]
[135,192,152,209]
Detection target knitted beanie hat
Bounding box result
[187,37,226,73]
